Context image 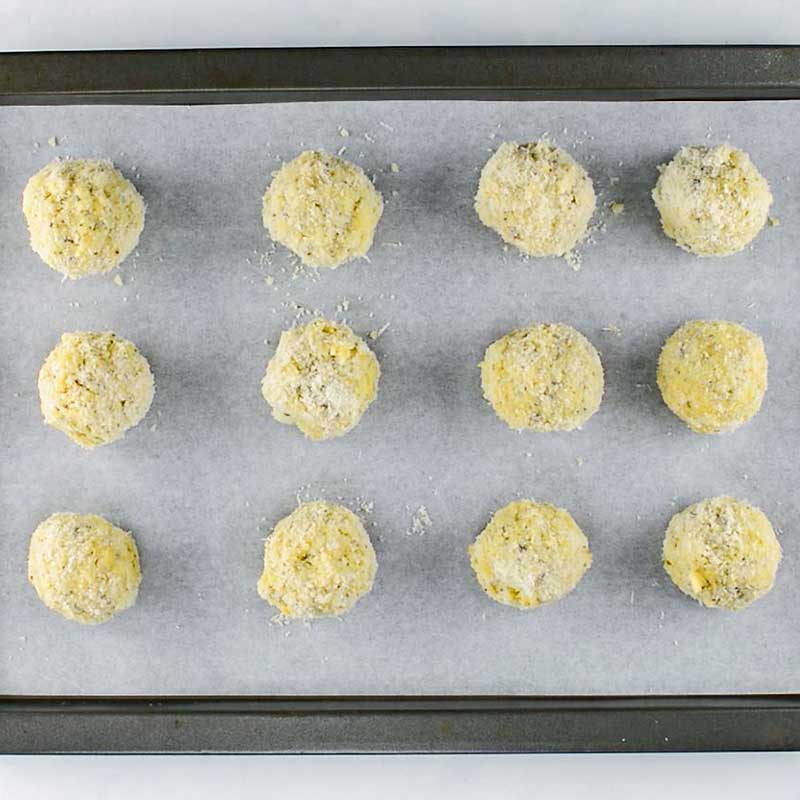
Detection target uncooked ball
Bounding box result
[480,322,604,431]
[262,150,384,268]
[663,496,781,610]
[262,317,380,441]
[22,158,145,279]
[257,500,378,618]
[657,320,767,434]
[474,140,596,257]
[38,331,155,448]
[28,512,141,624]
[469,500,592,609]
[652,144,772,256]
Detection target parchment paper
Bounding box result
[0,100,798,696]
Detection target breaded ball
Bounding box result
[480,322,603,431]
[474,140,596,257]
[652,144,772,256]
[262,318,380,441]
[22,158,145,278]
[38,331,155,449]
[663,496,781,610]
[657,320,767,434]
[262,150,383,268]
[28,512,141,624]
[469,500,592,609]
[257,500,377,618]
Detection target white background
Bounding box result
[1,1,799,797]
[2,0,800,49]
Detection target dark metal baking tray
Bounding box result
[1,45,800,105]
[1,45,799,754]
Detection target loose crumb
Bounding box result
[47,136,58,148]
[408,505,432,536]
[368,322,390,340]
[609,201,625,215]
[390,163,400,173]
[112,275,124,287]
[600,324,622,336]
[563,250,582,271]
[358,499,374,516]
[768,216,780,227]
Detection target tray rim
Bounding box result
[2,44,800,104]
[3,694,800,753]
[1,44,799,754]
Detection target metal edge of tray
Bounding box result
[1,695,799,754]
[1,45,800,104]
[2,45,799,754]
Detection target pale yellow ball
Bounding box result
[663,496,781,610]
[469,500,592,609]
[262,150,383,268]
[262,318,380,441]
[480,322,604,431]
[22,158,145,279]
[257,500,377,618]
[38,331,155,449]
[475,140,596,257]
[652,144,772,256]
[657,320,767,434]
[28,512,141,624]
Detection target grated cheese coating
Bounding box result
[480,322,604,431]
[22,158,145,279]
[474,140,596,257]
[262,150,383,268]
[652,144,772,256]
[657,320,767,434]
[28,512,141,624]
[663,496,781,610]
[38,331,155,448]
[257,500,377,618]
[262,318,380,441]
[469,500,591,609]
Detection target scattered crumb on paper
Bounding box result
[408,505,432,536]
[368,322,390,341]
[563,250,582,271]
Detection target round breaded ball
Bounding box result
[480,322,603,431]
[262,318,380,441]
[663,496,781,610]
[22,158,145,279]
[474,140,596,257]
[469,500,592,609]
[262,150,384,268]
[652,144,772,256]
[257,500,377,618]
[657,320,767,434]
[38,331,155,449]
[28,512,141,624]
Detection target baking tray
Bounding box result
[1,46,800,754]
